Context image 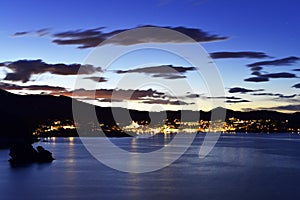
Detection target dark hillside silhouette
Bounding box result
[0,89,299,148]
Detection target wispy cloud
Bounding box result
[98,98,124,103]
[252,92,297,99]
[14,25,228,48]
[247,56,299,68]
[12,28,51,37]
[36,28,51,36]
[210,51,270,59]
[13,31,29,36]
[0,82,67,93]
[228,87,264,93]
[242,56,299,84]
[277,94,297,99]
[58,88,165,101]
[141,99,191,105]
[152,74,187,79]
[225,99,251,103]
[83,76,107,82]
[54,88,194,105]
[244,72,297,82]
[205,96,242,100]
[115,65,196,79]
[205,95,250,103]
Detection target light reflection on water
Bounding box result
[0,134,300,199]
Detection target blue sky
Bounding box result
[0,0,299,112]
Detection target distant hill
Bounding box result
[0,89,299,147]
[0,89,132,145]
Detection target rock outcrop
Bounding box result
[9,144,54,166]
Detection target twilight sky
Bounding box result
[0,0,299,112]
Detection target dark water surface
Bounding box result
[1,134,300,200]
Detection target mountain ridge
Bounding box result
[0,89,299,145]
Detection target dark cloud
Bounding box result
[165,25,228,42]
[244,76,269,82]
[58,88,165,101]
[98,98,124,102]
[36,28,51,36]
[13,31,29,36]
[245,72,297,82]
[166,75,186,79]
[58,88,192,106]
[185,93,201,98]
[245,57,299,83]
[278,94,297,99]
[206,95,251,103]
[226,96,242,100]
[116,65,196,74]
[259,104,300,111]
[0,82,67,92]
[152,74,187,79]
[20,85,67,92]
[247,56,300,68]
[225,99,251,103]
[210,51,270,59]
[293,69,300,71]
[250,67,263,71]
[241,108,256,112]
[228,87,264,93]
[205,96,242,100]
[116,65,196,79]
[141,99,190,105]
[83,76,107,82]
[251,71,262,76]
[0,59,101,82]
[261,72,297,78]
[53,27,105,38]
[252,92,297,99]
[24,25,228,48]
[53,37,103,48]
[292,83,300,89]
[13,28,51,37]
[53,27,106,48]
[252,92,279,96]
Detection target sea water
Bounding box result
[1,133,300,200]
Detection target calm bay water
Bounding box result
[1,134,300,200]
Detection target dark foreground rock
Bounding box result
[9,144,54,166]
[9,144,38,165]
[36,146,54,163]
